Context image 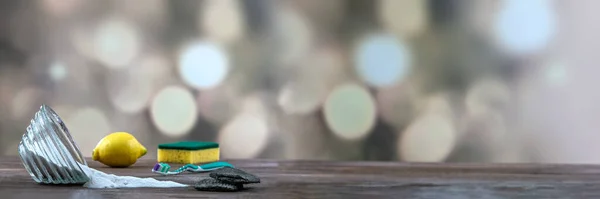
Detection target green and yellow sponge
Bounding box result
[157,141,220,164]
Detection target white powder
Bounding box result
[79,164,189,189]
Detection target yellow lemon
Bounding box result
[92,132,147,167]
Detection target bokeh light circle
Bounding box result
[93,17,141,68]
[376,83,416,127]
[400,114,456,162]
[278,45,347,115]
[417,93,454,118]
[323,83,377,141]
[218,112,270,159]
[201,0,245,44]
[178,41,229,89]
[545,60,568,87]
[48,61,68,81]
[106,71,154,114]
[63,107,112,156]
[272,6,314,64]
[354,33,411,87]
[150,86,198,137]
[378,0,428,37]
[494,0,557,54]
[278,81,328,115]
[197,85,240,126]
[107,53,171,114]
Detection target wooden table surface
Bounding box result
[3,156,600,198]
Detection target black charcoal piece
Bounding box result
[209,167,260,184]
[194,178,242,192]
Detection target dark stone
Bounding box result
[194,178,242,192]
[209,167,260,184]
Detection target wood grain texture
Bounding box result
[2,156,600,198]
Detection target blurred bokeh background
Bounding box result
[1,0,598,164]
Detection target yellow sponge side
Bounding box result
[157,148,220,164]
